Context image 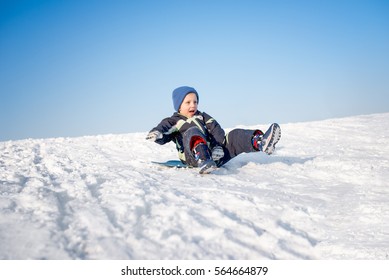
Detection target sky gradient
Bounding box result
[1,0,388,141]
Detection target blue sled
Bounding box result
[152,160,188,168]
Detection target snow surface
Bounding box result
[1,113,389,260]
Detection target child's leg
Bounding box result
[182,127,214,168]
[217,124,280,166]
[215,129,259,166]
[225,129,260,157]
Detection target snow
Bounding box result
[1,113,389,260]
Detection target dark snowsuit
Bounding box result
[149,111,260,167]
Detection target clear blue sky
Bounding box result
[1,0,388,141]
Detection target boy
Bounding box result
[146,86,281,174]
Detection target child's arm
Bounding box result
[146,117,177,145]
[202,112,226,145]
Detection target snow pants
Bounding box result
[182,127,259,167]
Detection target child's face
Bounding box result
[179,93,198,118]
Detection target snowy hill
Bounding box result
[1,113,389,260]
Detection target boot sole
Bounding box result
[262,123,281,155]
[199,160,217,174]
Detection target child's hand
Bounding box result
[146,130,163,141]
[211,146,224,161]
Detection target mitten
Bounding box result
[146,130,163,141]
[211,146,224,161]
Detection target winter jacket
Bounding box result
[149,111,225,162]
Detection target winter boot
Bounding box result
[253,123,281,155]
[192,141,217,174]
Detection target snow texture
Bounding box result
[1,113,388,260]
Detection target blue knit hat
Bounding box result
[172,86,199,112]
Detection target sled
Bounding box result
[152,160,217,174]
[152,160,188,168]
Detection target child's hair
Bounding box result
[172,86,199,111]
